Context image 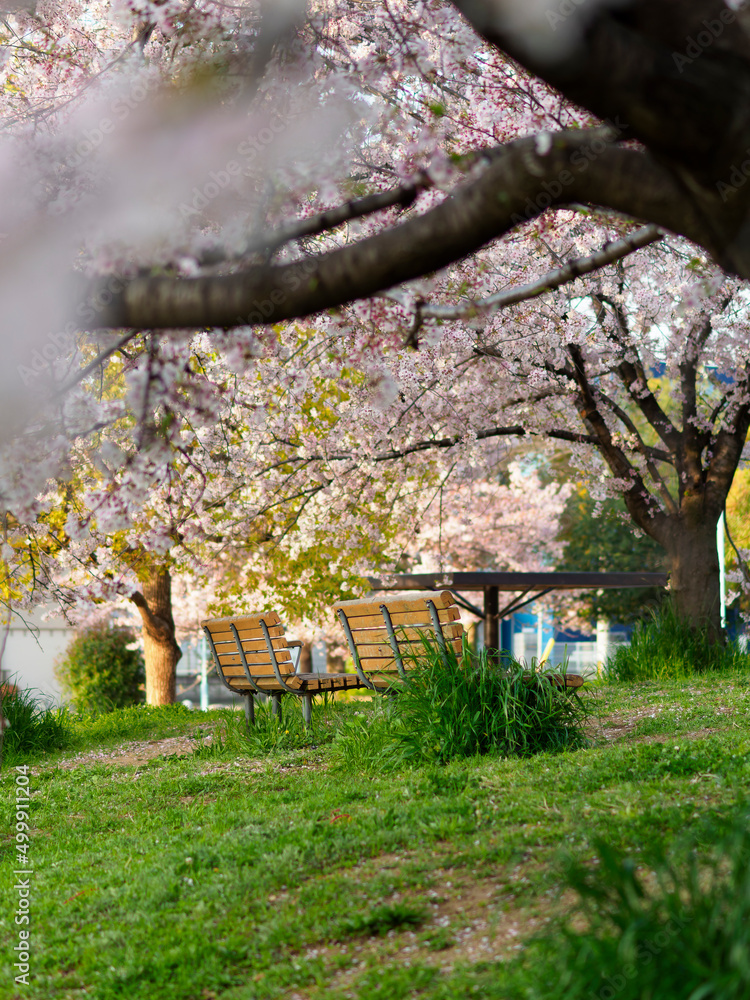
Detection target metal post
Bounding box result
[200,632,209,711]
[596,616,609,679]
[536,601,543,663]
[244,694,255,727]
[380,605,406,678]
[718,511,727,631]
[485,586,499,664]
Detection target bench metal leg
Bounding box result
[302,693,312,728]
[244,695,255,728]
[271,693,282,717]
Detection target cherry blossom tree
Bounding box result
[0,0,748,681]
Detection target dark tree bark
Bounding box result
[664,518,722,634]
[131,567,182,705]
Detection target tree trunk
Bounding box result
[665,519,722,640]
[131,567,182,705]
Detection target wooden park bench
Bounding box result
[201,611,367,726]
[333,590,584,691]
[203,595,583,728]
[332,590,465,690]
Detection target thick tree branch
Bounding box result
[85,133,709,331]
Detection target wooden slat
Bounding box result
[366,671,401,687]
[248,674,362,692]
[202,612,280,630]
[226,677,285,692]
[557,673,584,689]
[218,650,292,667]
[520,673,585,689]
[221,663,294,680]
[354,635,463,659]
[345,607,461,630]
[212,636,290,654]
[357,644,463,670]
[206,623,285,643]
[334,590,454,618]
[348,623,464,644]
[358,657,399,670]
[287,673,365,692]
[219,665,275,678]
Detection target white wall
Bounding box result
[1,611,76,704]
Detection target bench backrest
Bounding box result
[201,612,296,693]
[333,590,464,681]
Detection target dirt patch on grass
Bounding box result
[590,706,660,743]
[54,731,215,770]
[594,720,723,745]
[282,855,576,999]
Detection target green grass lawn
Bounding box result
[2,676,750,1000]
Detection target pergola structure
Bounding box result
[366,571,669,653]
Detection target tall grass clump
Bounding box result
[607,600,749,682]
[331,639,589,770]
[543,809,750,1000]
[1,684,72,764]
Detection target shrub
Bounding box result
[56,624,145,712]
[545,810,750,1000]
[1,683,72,764]
[607,601,749,682]
[331,639,590,770]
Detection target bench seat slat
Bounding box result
[224,673,364,693]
